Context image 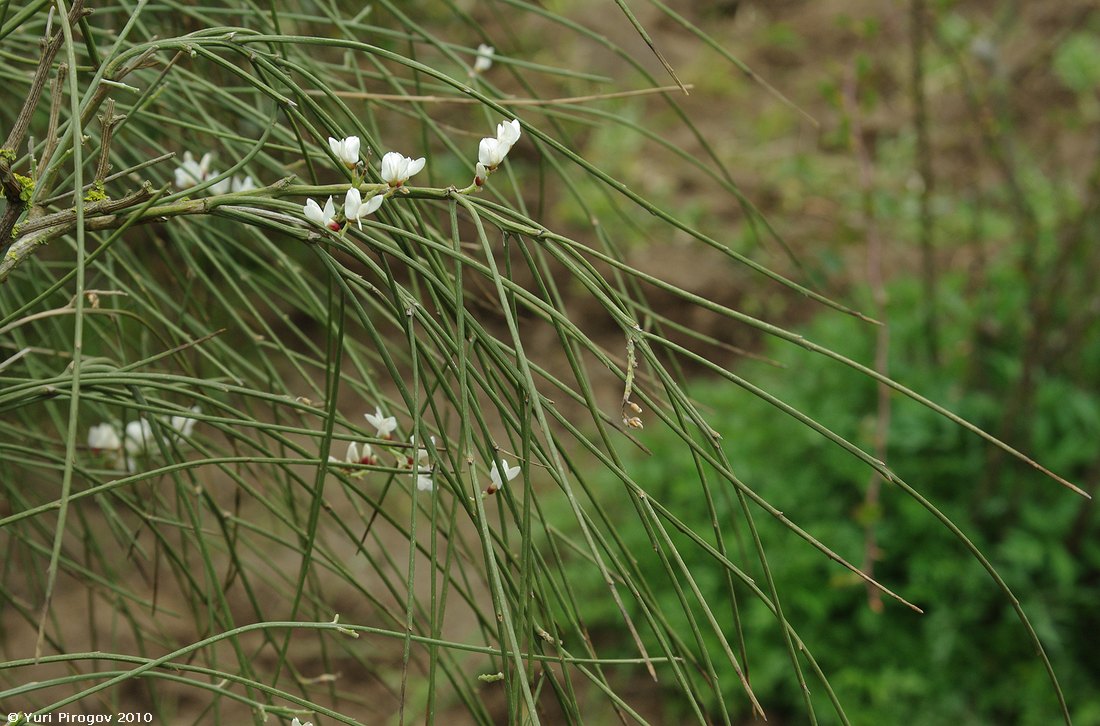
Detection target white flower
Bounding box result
[488,458,520,494]
[380,152,426,188]
[174,151,216,188]
[365,407,398,438]
[88,423,121,452]
[170,406,200,441]
[304,196,340,231]
[478,139,505,170]
[344,188,385,229]
[233,175,257,192]
[328,441,376,466]
[291,719,313,726]
[328,136,361,169]
[123,419,155,465]
[410,434,436,471]
[477,119,521,173]
[472,44,494,74]
[475,162,489,186]
[203,174,254,196]
[330,441,357,465]
[409,435,436,492]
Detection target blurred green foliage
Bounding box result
[555,262,1100,723]
[1053,33,1100,94]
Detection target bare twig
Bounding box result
[620,329,645,430]
[0,185,156,283]
[844,65,891,614]
[94,98,125,183]
[41,151,176,205]
[10,184,156,238]
[2,1,88,152]
[36,68,68,180]
[311,84,694,105]
[612,0,689,95]
[911,0,940,365]
[1,0,89,248]
[31,47,161,207]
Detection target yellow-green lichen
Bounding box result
[13,173,34,202]
[84,181,108,202]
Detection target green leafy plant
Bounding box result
[556,270,1100,724]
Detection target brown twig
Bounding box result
[1,0,90,248]
[94,98,125,183]
[620,330,645,430]
[844,64,890,614]
[30,47,161,211]
[931,19,1042,498]
[36,68,68,181]
[911,0,940,366]
[2,2,88,153]
[0,185,157,283]
[79,46,159,130]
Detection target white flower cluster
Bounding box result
[324,406,435,491]
[324,405,395,479]
[326,406,396,473]
[87,407,200,472]
[303,137,426,232]
[173,151,255,194]
[303,120,521,232]
[322,405,521,496]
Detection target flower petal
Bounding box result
[124,419,154,457]
[497,119,521,148]
[344,187,362,218]
[362,194,385,216]
[406,157,426,178]
[304,198,325,224]
[233,175,256,192]
[478,138,500,167]
[170,406,200,440]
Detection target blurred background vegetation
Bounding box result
[544,0,1100,723]
[2,0,1098,723]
